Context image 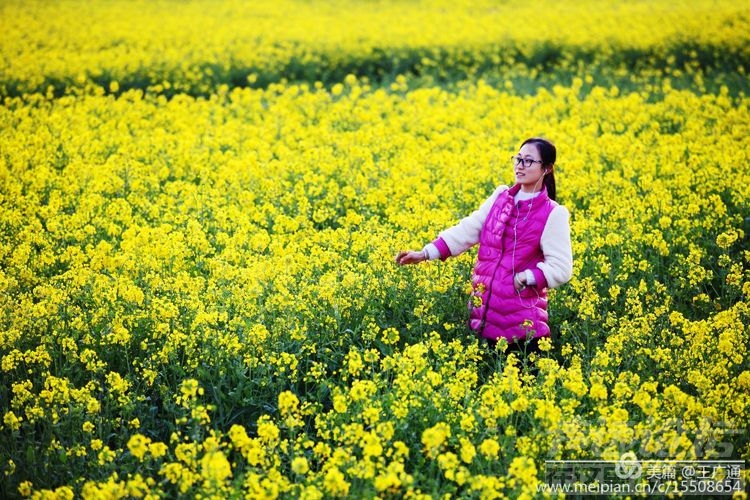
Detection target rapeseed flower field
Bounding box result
[1,0,748,498]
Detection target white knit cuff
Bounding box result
[524,269,536,286]
[422,243,440,261]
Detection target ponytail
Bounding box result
[521,137,557,201]
[543,171,556,201]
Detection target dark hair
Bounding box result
[521,137,557,201]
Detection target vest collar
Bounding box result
[509,183,550,205]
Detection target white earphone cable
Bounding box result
[511,174,544,308]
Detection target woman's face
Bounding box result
[514,143,546,191]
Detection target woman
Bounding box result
[395,138,573,354]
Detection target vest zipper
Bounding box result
[478,199,516,334]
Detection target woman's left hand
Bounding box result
[514,273,527,291]
[395,250,427,265]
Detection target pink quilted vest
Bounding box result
[469,184,557,342]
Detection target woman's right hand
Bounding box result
[395,250,427,265]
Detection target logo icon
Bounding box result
[615,452,642,479]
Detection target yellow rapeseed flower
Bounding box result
[421,422,451,458]
[200,450,232,483]
[127,434,152,461]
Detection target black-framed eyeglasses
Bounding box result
[512,155,543,168]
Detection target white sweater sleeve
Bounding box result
[437,185,508,257]
[536,205,573,289]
